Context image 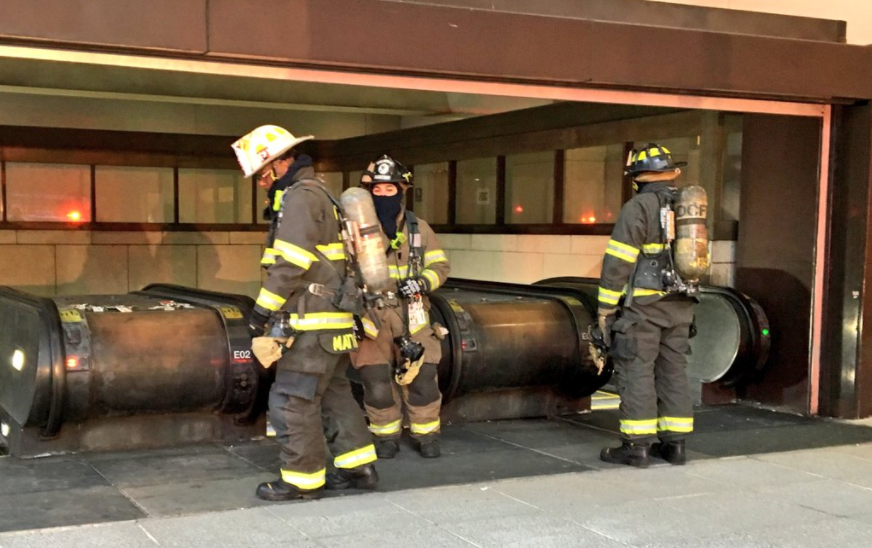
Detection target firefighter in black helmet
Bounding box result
[598,143,697,468]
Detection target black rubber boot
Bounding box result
[600,442,650,468]
[651,440,686,465]
[416,439,441,458]
[256,479,323,501]
[375,439,400,459]
[326,464,379,490]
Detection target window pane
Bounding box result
[6,163,91,222]
[506,152,554,224]
[722,131,742,223]
[178,168,251,224]
[563,145,623,225]
[412,163,449,224]
[95,166,173,223]
[316,172,343,197]
[456,158,496,225]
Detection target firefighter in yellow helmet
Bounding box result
[353,155,451,459]
[232,125,378,501]
[598,143,700,468]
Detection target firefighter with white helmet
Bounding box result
[353,155,451,459]
[232,125,378,501]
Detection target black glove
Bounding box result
[248,309,270,338]
[398,277,429,299]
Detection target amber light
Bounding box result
[66,357,79,369]
[580,215,597,224]
[514,205,524,214]
[66,210,83,222]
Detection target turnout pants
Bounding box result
[610,298,695,445]
[353,306,443,441]
[269,333,376,491]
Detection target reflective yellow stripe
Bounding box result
[637,150,648,161]
[388,265,410,279]
[632,288,666,297]
[642,243,667,254]
[261,248,278,266]
[605,239,639,263]
[256,288,286,312]
[662,146,671,154]
[288,312,354,331]
[410,419,440,435]
[369,419,402,436]
[424,250,448,267]
[316,243,346,261]
[421,269,441,291]
[361,316,379,338]
[281,468,325,490]
[648,148,661,157]
[334,444,377,469]
[658,416,694,433]
[274,239,318,270]
[598,287,622,306]
[272,189,285,212]
[620,419,658,436]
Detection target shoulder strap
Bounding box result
[405,210,422,258]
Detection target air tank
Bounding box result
[339,187,391,293]
[674,185,711,283]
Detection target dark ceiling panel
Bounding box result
[0,0,207,52]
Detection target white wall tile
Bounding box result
[434,233,471,251]
[92,231,163,245]
[448,250,496,281]
[56,245,129,295]
[0,231,15,244]
[516,235,572,255]
[17,230,91,245]
[128,245,197,291]
[0,245,55,294]
[470,234,517,252]
[543,253,604,279]
[709,263,736,288]
[197,245,262,298]
[229,232,268,245]
[711,240,737,264]
[162,232,230,245]
[492,252,545,284]
[570,235,610,256]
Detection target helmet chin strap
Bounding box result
[634,168,681,183]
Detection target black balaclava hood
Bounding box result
[372,188,405,239]
[264,154,314,219]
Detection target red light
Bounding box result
[66,357,79,369]
[514,205,524,214]
[580,214,597,224]
[588,216,596,223]
[67,210,82,222]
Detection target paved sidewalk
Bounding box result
[3,440,872,548]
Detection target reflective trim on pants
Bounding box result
[334,444,378,469]
[281,468,326,490]
[620,419,658,436]
[369,419,402,436]
[658,416,694,434]
[410,418,440,435]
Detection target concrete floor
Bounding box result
[3,405,872,547]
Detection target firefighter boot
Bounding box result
[256,479,323,502]
[326,464,380,490]
[650,440,686,465]
[416,439,441,459]
[375,439,400,459]
[600,442,650,468]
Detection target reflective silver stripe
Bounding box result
[658,417,694,433]
[369,419,401,436]
[361,317,379,338]
[410,419,440,435]
[598,287,622,306]
[424,250,448,267]
[620,419,658,435]
[256,288,286,312]
[388,265,410,279]
[316,243,346,261]
[421,269,441,290]
[288,313,354,331]
[643,243,667,253]
[605,239,639,263]
[334,444,377,469]
[274,239,317,270]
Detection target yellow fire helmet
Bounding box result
[231,125,314,178]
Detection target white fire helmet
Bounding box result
[231,125,314,178]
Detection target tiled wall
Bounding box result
[437,234,738,287]
[0,230,264,298]
[0,230,737,299]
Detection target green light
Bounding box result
[762,328,770,337]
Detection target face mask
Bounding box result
[372,192,404,238]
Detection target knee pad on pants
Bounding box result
[359,363,395,409]
[407,364,441,406]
